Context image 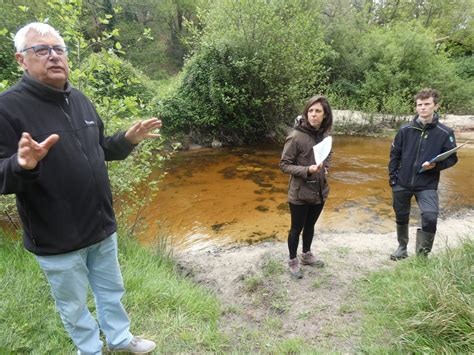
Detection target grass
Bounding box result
[0,231,225,353]
[262,257,286,277]
[2,229,472,354]
[243,275,263,292]
[359,238,474,353]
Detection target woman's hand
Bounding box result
[308,163,323,174]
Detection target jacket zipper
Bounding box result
[58,97,104,226]
[410,126,424,187]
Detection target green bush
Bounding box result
[160,45,272,143]
[159,0,335,144]
[354,23,473,114]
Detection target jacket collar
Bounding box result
[20,73,71,103]
[411,112,439,129]
[295,118,323,137]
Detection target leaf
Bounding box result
[115,42,122,50]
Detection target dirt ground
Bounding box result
[175,210,474,352]
[173,119,474,352]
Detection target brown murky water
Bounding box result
[139,136,474,251]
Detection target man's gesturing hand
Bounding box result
[17,132,60,170]
[124,118,162,145]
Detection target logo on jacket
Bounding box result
[84,120,95,125]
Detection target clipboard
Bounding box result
[418,141,468,173]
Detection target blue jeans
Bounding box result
[35,233,133,355]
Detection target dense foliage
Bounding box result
[160,1,335,143]
[346,24,472,114]
[158,0,473,143]
[0,0,473,187]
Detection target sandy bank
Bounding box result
[175,210,474,352]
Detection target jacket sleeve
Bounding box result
[433,131,458,172]
[388,130,402,186]
[97,116,136,161]
[279,134,309,178]
[0,113,40,194]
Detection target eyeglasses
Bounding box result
[21,45,69,57]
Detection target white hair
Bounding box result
[14,22,65,53]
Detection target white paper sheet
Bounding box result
[313,136,332,166]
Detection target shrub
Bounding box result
[159,1,335,144]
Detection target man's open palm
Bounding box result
[17,132,59,170]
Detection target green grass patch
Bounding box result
[273,337,308,353]
[262,257,286,277]
[0,232,226,353]
[243,274,264,293]
[359,238,474,353]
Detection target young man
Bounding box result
[0,22,161,354]
[388,88,458,260]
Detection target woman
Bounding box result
[280,95,333,279]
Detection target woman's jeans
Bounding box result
[288,202,325,259]
[35,233,133,355]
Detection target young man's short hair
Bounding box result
[415,88,440,104]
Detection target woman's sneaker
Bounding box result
[300,251,325,268]
[288,258,303,279]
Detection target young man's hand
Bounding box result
[421,161,437,171]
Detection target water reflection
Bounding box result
[139,136,474,250]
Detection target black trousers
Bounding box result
[288,202,325,259]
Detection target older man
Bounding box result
[0,22,160,354]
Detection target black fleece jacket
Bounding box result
[0,74,136,255]
[388,113,458,190]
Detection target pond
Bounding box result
[138,135,474,251]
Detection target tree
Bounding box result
[354,23,473,114]
[160,0,335,143]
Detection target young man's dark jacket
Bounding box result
[388,113,457,190]
[0,74,136,255]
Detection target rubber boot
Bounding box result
[390,224,409,260]
[416,228,435,256]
